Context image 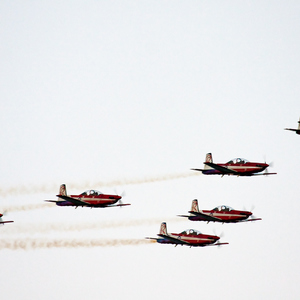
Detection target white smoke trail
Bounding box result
[1,217,184,235]
[0,238,155,250]
[0,172,200,197]
[1,202,54,212]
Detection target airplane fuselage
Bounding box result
[202,162,268,176]
[157,233,220,246]
[189,209,252,223]
[56,194,121,207]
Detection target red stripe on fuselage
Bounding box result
[201,210,250,221]
[70,194,121,206]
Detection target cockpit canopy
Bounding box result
[226,158,249,164]
[213,205,234,212]
[180,229,201,236]
[80,189,103,196]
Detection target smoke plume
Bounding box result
[1,203,54,212]
[1,217,183,235]
[0,172,199,197]
[0,238,155,250]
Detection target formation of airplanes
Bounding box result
[2,117,298,247]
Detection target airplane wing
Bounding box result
[250,172,277,176]
[190,168,206,172]
[106,203,131,207]
[56,195,90,206]
[284,128,297,131]
[241,218,262,222]
[188,211,222,222]
[209,242,229,246]
[204,162,238,174]
[0,221,14,224]
[157,234,190,245]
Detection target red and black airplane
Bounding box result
[179,199,261,223]
[0,213,13,225]
[45,184,130,208]
[146,222,228,247]
[285,117,300,135]
[192,153,276,176]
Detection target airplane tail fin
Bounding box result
[298,117,300,130]
[159,222,168,236]
[58,184,67,196]
[205,153,213,163]
[191,199,200,213]
[203,153,213,170]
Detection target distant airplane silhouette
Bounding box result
[285,117,300,135]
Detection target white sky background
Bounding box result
[0,1,299,299]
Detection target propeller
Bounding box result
[0,210,8,224]
[213,228,224,239]
[243,205,256,218]
[0,210,7,220]
[243,205,261,221]
[114,189,126,207]
[263,155,274,175]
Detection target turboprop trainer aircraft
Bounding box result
[191,153,276,176]
[146,222,228,247]
[0,213,13,225]
[45,184,130,208]
[284,117,300,135]
[178,199,262,223]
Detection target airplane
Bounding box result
[146,222,228,247]
[191,153,276,176]
[45,184,130,208]
[178,199,262,223]
[0,213,13,225]
[284,117,300,135]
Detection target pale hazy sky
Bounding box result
[0,1,299,299]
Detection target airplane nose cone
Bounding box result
[241,211,252,216]
[256,163,268,169]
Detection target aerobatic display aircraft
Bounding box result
[284,117,300,135]
[191,153,276,176]
[146,222,228,247]
[45,184,130,208]
[0,213,13,225]
[179,199,262,223]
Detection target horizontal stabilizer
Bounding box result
[45,200,60,203]
[190,168,205,172]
